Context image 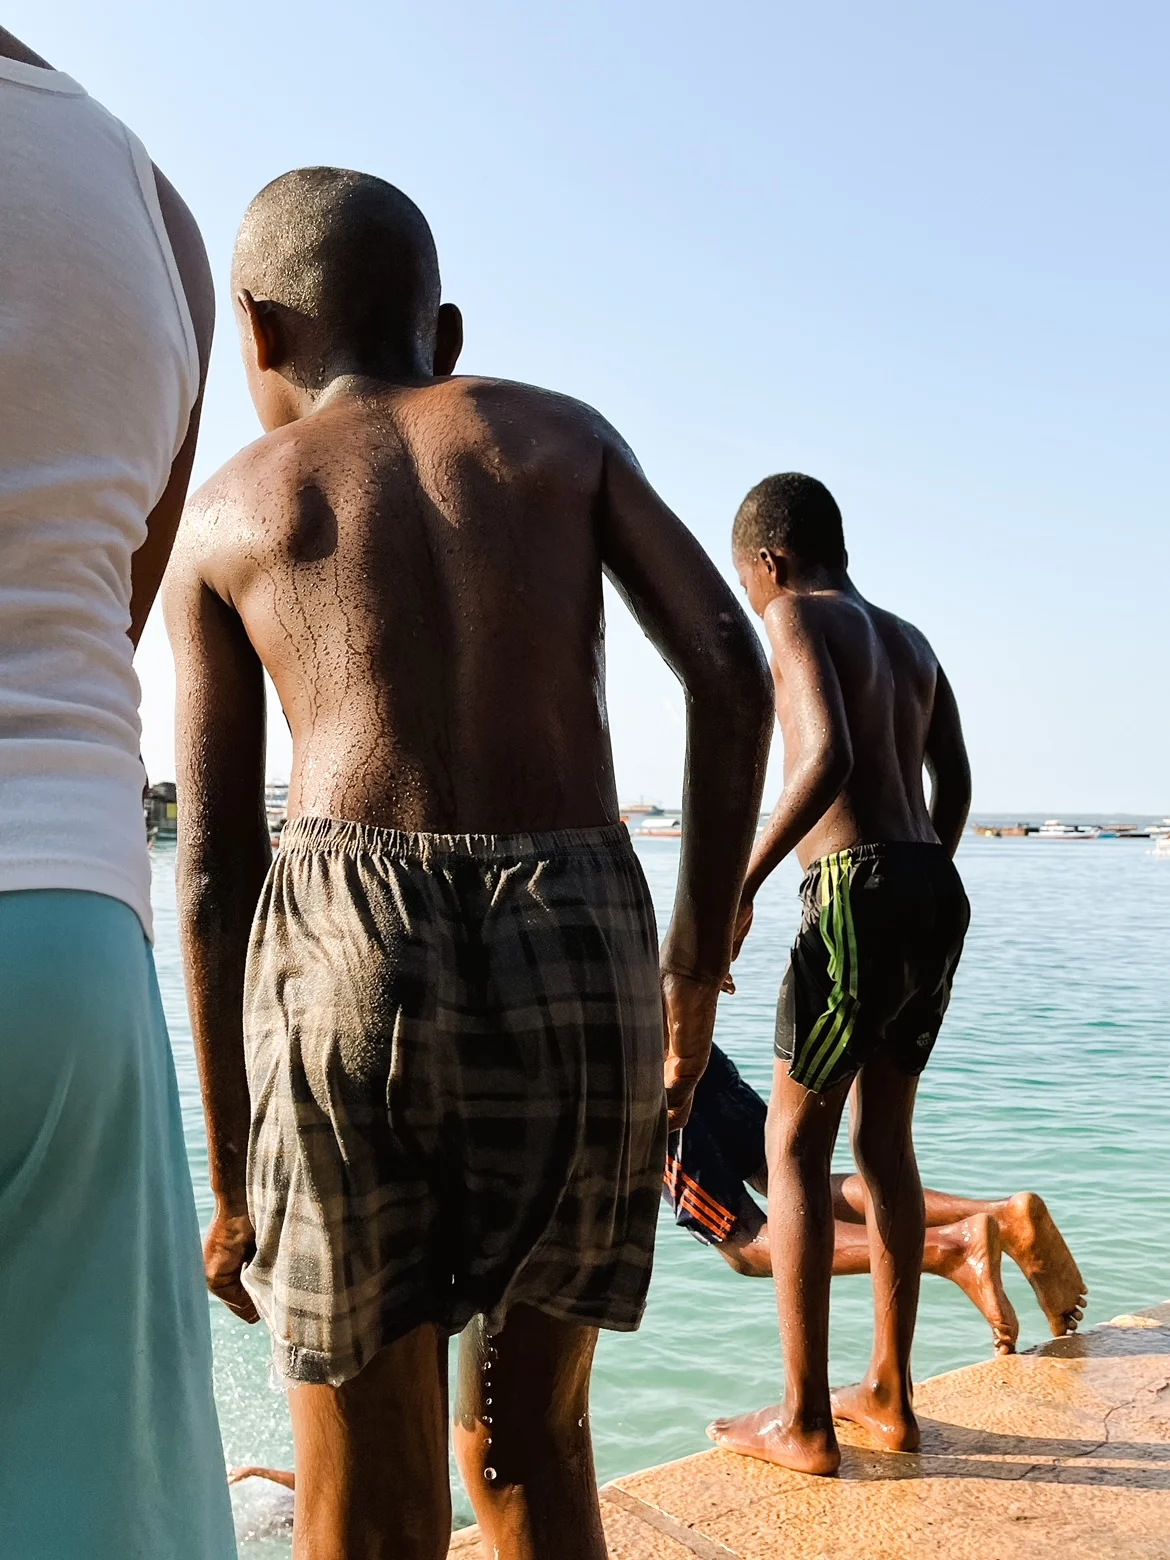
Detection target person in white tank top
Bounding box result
[0,27,236,1560]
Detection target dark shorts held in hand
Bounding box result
[663,1044,767,1247]
[775,841,970,1094]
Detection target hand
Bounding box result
[204,1206,259,1324]
[720,897,755,994]
[661,969,722,1131]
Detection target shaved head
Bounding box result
[232,168,441,382]
[732,473,847,570]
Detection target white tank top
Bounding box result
[0,59,198,939]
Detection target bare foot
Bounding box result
[995,1192,1087,1336]
[935,1213,1019,1355]
[831,1382,920,1452]
[707,1407,841,1476]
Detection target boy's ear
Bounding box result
[758,547,792,588]
[434,302,464,377]
[236,289,285,374]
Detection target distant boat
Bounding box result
[633,815,682,839]
[1034,819,1099,840]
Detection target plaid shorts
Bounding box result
[241,817,666,1387]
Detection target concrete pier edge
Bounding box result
[449,1301,1170,1557]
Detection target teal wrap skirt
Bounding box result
[0,890,236,1558]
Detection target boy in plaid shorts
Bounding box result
[166,168,771,1559]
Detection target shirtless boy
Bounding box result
[665,1043,1086,1355]
[707,472,975,1475]
[166,169,771,1560]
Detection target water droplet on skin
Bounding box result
[485,1396,492,1406]
[483,1415,493,1426]
[484,1466,497,1482]
[578,1415,586,1427]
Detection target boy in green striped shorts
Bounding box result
[708,474,972,1477]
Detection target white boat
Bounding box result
[1033,819,1099,840]
[1155,835,1170,859]
[633,815,682,839]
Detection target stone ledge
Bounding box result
[449,1303,1170,1558]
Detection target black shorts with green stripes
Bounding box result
[775,842,969,1093]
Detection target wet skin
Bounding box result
[167,306,771,1556]
[711,548,973,1473]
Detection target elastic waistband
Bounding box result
[278,815,634,863]
[800,840,948,886]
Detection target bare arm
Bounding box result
[742,598,853,902]
[600,438,772,1125]
[129,170,214,644]
[0,27,51,67]
[924,665,971,856]
[164,510,270,1321]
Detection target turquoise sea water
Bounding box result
[151,836,1170,1551]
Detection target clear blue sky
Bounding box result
[16,1,1169,812]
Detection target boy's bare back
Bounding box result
[185,377,631,833]
[765,587,951,867]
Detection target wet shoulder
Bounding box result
[180,423,314,583]
[415,375,612,493]
[765,589,872,646]
[867,601,937,667]
[865,601,939,696]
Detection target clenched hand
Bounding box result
[662,969,723,1131]
[720,898,755,994]
[204,1206,259,1324]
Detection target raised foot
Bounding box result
[707,1407,841,1476]
[996,1192,1088,1336]
[940,1212,1019,1356]
[831,1382,920,1452]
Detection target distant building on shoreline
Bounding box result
[144,780,177,839]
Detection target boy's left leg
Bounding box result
[831,1050,924,1451]
[453,1306,606,1560]
[287,1325,452,1560]
[708,1060,851,1474]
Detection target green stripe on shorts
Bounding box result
[790,849,861,1091]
